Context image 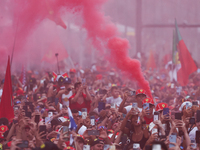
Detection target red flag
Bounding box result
[0,56,14,121]
[175,20,197,86]
[146,50,156,70]
[62,73,68,78]
[52,71,57,82]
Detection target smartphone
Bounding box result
[196,110,200,122]
[132,103,138,109]
[169,133,177,148]
[152,128,158,134]
[189,117,195,124]
[145,145,151,150]
[192,101,198,106]
[98,101,105,112]
[143,103,149,110]
[104,144,110,150]
[55,98,59,105]
[90,116,95,126]
[196,130,200,144]
[29,105,34,112]
[25,112,32,119]
[23,105,28,112]
[88,130,99,136]
[83,145,90,150]
[99,89,107,95]
[133,143,140,150]
[153,112,159,121]
[111,103,115,109]
[175,113,182,120]
[62,126,69,141]
[152,144,161,150]
[82,108,87,119]
[130,91,135,96]
[48,112,53,118]
[13,119,18,124]
[121,134,128,145]
[39,125,46,139]
[35,115,40,123]
[163,108,169,116]
[191,138,197,149]
[171,83,174,88]
[17,140,29,148]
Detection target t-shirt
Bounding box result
[188,126,198,140]
[69,93,91,113]
[106,96,122,107]
[143,116,153,125]
[62,91,73,106]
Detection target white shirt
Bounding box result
[106,96,122,107]
[189,126,198,140]
[62,91,73,106]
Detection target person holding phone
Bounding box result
[141,98,155,125]
[119,89,147,114]
[69,82,92,113]
[120,108,149,150]
[56,77,73,106]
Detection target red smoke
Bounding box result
[0,0,152,97]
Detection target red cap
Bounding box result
[70,69,76,73]
[136,89,147,96]
[64,146,76,150]
[142,98,154,105]
[96,74,102,80]
[76,134,85,140]
[156,103,168,111]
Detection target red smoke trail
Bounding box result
[64,0,152,97]
[0,0,152,97]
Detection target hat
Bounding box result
[136,89,147,96]
[70,69,76,73]
[64,146,75,150]
[179,101,192,111]
[33,141,59,150]
[89,109,99,116]
[91,138,104,146]
[0,125,8,138]
[63,78,71,84]
[76,134,85,142]
[156,103,168,111]
[78,125,87,135]
[142,98,154,105]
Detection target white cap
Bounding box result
[78,125,87,135]
[179,101,192,111]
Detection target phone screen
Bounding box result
[152,144,161,150]
[196,110,200,122]
[25,112,32,119]
[163,108,169,116]
[88,130,99,136]
[17,140,29,148]
[83,145,90,150]
[196,131,200,144]
[39,125,46,139]
[90,116,95,126]
[133,143,140,150]
[35,115,40,123]
[169,134,177,148]
[153,114,159,121]
[82,108,87,119]
[111,103,115,109]
[132,103,138,109]
[175,113,182,120]
[98,102,105,112]
[104,144,110,150]
[143,103,149,110]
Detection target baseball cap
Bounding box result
[69,69,76,73]
[0,125,8,139]
[156,103,168,111]
[179,101,192,111]
[63,77,71,84]
[142,98,154,105]
[91,138,104,146]
[136,89,147,96]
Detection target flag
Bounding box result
[41,37,68,64]
[146,50,156,70]
[175,20,197,86]
[0,56,14,121]
[19,65,26,87]
[67,106,77,131]
[52,71,57,82]
[62,73,68,78]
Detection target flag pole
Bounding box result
[11,19,19,68]
[55,53,60,74]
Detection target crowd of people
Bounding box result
[0,61,200,150]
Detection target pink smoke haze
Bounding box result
[0,0,152,97]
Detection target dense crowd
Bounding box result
[0,61,200,150]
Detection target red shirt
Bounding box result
[144,116,153,125]
[69,93,91,113]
